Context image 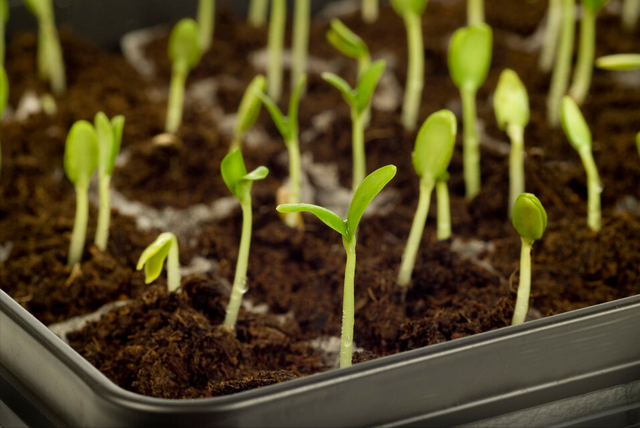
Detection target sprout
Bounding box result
[0,65,7,176]
[560,96,601,232]
[267,0,285,102]
[136,232,181,293]
[254,74,306,229]
[322,60,386,191]
[622,0,640,32]
[93,112,124,252]
[291,0,309,94]
[221,149,269,329]
[165,18,202,134]
[435,171,451,241]
[277,165,397,368]
[248,0,268,27]
[390,0,428,131]
[546,0,575,127]
[448,23,492,200]
[467,0,484,25]
[494,69,530,217]
[595,54,640,71]
[397,110,456,289]
[197,0,215,52]
[1,0,8,66]
[64,121,98,267]
[24,0,66,96]
[511,193,547,325]
[539,0,562,72]
[230,74,267,152]
[362,0,378,23]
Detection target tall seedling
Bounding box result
[197,0,215,52]
[291,0,309,93]
[137,232,181,293]
[230,75,266,152]
[546,0,575,127]
[267,0,285,102]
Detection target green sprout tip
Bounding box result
[230,74,267,152]
[137,232,181,293]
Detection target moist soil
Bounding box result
[1,0,639,399]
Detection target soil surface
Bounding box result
[1,0,639,399]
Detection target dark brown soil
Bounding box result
[2,0,639,399]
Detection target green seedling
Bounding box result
[248,0,268,27]
[166,18,202,134]
[511,193,547,325]
[547,0,575,127]
[595,54,640,70]
[448,23,492,200]
[322,60,386,191]
[24,0,66,96]
[397,110,456,289]
[1,0,8,66]
[622,0,640,32]
[230,74,266,152]
[64,121,98,267]
[94,112,124,252]
[390,0,428,131]
[277,164,397,368]
[539,0,562,72]
[137,232,181,293]
[467,0,484,25]
[254,74,306,229]
[362,0,378,23]
[221,149,269,329]
[435,171,451,241]
[291,0,309,93]
[560,96,601,232]
[197,0,215,52]
[267,0,285,102]
[494,69,530,217]
[0,65,7,176]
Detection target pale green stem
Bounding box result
[568,6,595,105]
[622,0,640,33]
[539,0,562,72]
[197,0,215,52]
[284,135,301,228]
[165,67,187,134]
[578,148,601,232]
[291,0,309,93]
[507,124,525,218]
[547,0,575,127]
[166,235,181,293]
[461,88,480,200]
[340,237,357,368]
[351,111,366,192]
[436,179,451,241]
[248,0,269,27]
[398,180,434,287]
[1,13,5,66]
[467,0,485,25]
[267,0,285,102]
[512,238,532,325]
[229,132,242,153]
[358,55,372,127]
[362,0,378,23]
[401,13,424,131]
[94,174,111,251]
[42,19,66,96]
[68,183,89,267]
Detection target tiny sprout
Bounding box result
[197,0,215,52]
[467,0,485,25]
[1,0,8,66]
[230,74,266,152]
[595,54,640,71]
[277,165,397,368]
[267,0,286,102]
[362,0,378,23]
[0,65,7,176]
[539,0,562,72]
[511,193,547,325]
[546,0,575,127]
[221,149,269,329]
[137,232,181,293]
[291,0,309,93]
[248,0,268,27]
[165,18,202,134]
[64,121,98,267]
[560,96,601,232]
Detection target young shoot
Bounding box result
[435,171,451,241]
[494,69,530,217]
[322,60,386,192]
[511,193,547,325]
[230,74,266,152]
[448,23,493,200]
[622,0,640,33]
[94,112,124,252]
[267,0,285,102]
[248,0,269,27]
[560,96,601,232]
[197,0,215,52]
[291,0,309,93]
[362,0,378,23]
[0,65,7,176]
[221,149,269,329]
[546,0,575,127]
[397,110,457,290]
[64,121,98,267]
[165,18,202,134]
[467,0,485,25]
[254,74,306,229]
[277,165,397,368]
[539,0,562,72]
[137,232,181,293]
[24,0,66,96]
[390,0,428,131]
[595,54,640,70]
[1,0,8,66]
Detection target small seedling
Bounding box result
[397,110,457,289]
[467,0,485,25]
[0,65,7,176]
[362,0,378,23]
[64,121,98,267]
[267,0,285,102]
[622,0,640,32]
[291,0,309,93]
[560,96,601,232]
[390,0,428,131]
[539,0,562,72]
[137,232,181,293]
[230,74,267,152]
[435,171,451,241]
[94,112,124,252]
[595,54,640,70]
[278,164,397,368]
[248,0,268,27]
[221,149,269,329]
[197,0,215,52]
[165,18,202,134]
[448,23,492,200]
[1,0,8,66]
[546,0,575,127]
[494,69,530,216]
[511,193,547,325]
[322,60,386,191]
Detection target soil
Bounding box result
[1,0,639,399]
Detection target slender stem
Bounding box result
[401,13,424,131]
[1,11,5,66]
[291,0,309,93]
[546,0,575,128]
[568,6,596,105]
[622,0,640,33]
[436,179,451,241]
[284,135,302,228]
[357,54,372,127]
[42,20,66,96]
[579,148,601,232]
[461,88,480,200]
[512,238,532,325]
[539,0,562,72]
[229,132,242,153]
[94,174,111,251]
[248,0,269,27]
[167,235,181,293]
[507,124,525,218]
[351,111,366,192]
[197,0,215,52]
[165,67,187,134]
[362,0,378,23]
[467,0,485,25]
[340,237,357,368]
[267,0,285,102]
[68,183,89,267]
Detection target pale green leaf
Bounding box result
[346,165,397,239]
[136,232,174,284]
[168,18,202,72]
[237,75,267,133]
[221,149,248,199]
[254,87,289,138]
[326,19,368,59]
[355,59,386,114]
[494,69,530,130]
[512,193,547,243]
[23,0,50,19]
[242,165,269,182]
[64,120,98,188]
[412,109,457,182]
[448,24,493,92]
[277,203,347,236]
[595,54,640,71]
[322,72,356,107]
[1,0,9,25]
[560,96,592,151]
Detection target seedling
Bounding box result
[0,65,7,176]
[622,0,640,32]
[362,0,378,23]
[448,23,492,200]
[24,0,66,96]
[546,0,575,127]
[397,110,457,289]
[467,0,484,25]
[248,0,268,27]
[165,18,202,134]
[230,74,266,152]
[64,121,98,267]
[390,0,428,131]
[277,165,397,368]
[197,0,215,52]
[322,60,386,191]
[494,69,530,216]
[539,0,562,72]
[267,0,285,102]
[595,54,640,70]
[1,0,8,66]
[511,193,547,325]
[94,112,124,252]
[137,232,181,293]
[291,0,309,93]
[254,74,306,229]
[221,149,269,329]
[560,96,601,232]
[435,171,451,241]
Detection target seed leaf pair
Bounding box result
[322,59,386,116]
[137,232,181,293]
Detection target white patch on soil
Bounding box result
[615,195,640,216]
[451,237,505,282]
[611,70,640,89]
[248,48,341,74]
[0,241,13,263]
[120,25,167,78]
[14,90,42,121]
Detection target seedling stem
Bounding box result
[568,5,596,105]
[539,0,562,72]
[467,0,484,25]
[461,88,480,199]
[248,0,268,27]
[622,0,640,32]
[507,124,525,216]
[292,0,309,93]
[267,0,285,102]
[197,0,215,52]
[546,0,575,127]
[435,175,451,240]
[362,0,378,23]
[512,238,533,324]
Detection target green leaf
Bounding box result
[93,112,124,176]
[1,0,9,25]
[254,87,289,139]
[355,59,386,114]
[23,0,50,19]
[221,149,248,199]
[0,66,8,116]
[581,0,611,13]
[560,96,592,151]
[448,24,493,92]
[168,18,202,73]
[346,165,397,239]
[110,115,125,171]
[326,18,368,59]
[243,165,269,182]
[236,74,267,133]
[277,203,347,236]
[390,0,428,16]
[494,69,530,130]
[512,193,547,243]
[595,54,640,71]
[64,120,98,188]
[288,74,307,138]
[412,109,457,183]
[436,170,450,181]
[136,232,175,284]
[322,72,356,108]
